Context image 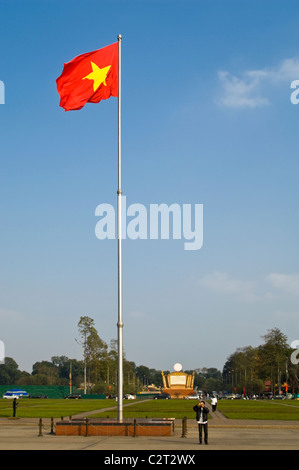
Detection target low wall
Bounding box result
[56,418,174,437]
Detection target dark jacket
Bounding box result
[193,404,209,422]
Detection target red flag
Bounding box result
[56,42,118,111]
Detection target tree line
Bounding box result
[223,327,299,395]
[0,319,298,395]
[0,316,224,394]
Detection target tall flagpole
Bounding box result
[117,33,123,422]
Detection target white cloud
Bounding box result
[266,273,299,295]
[198,271,299,301]
[217,70,269,108]
[217,57,299,108]
[271,58,299,82]
[199,271,258,301]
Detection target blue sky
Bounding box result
[0,0,299,373]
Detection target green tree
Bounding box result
[77,316,108,393]
[223,328,291,395]
[0,357,21,384]
[258,328,289,394]
[51,356,84,387]
[31,360,59,385]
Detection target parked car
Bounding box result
[221,394,235,400]
[273,395,286,400]
[153,393,171,399]
[64,393,82,399]
[184,394,200,400]
[124,394,135,400]
[29,395,48,399]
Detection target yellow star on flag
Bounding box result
[82,62,111,92]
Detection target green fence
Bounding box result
[0,385,78,399]
[81,394,106,399]
[0,387,158,399]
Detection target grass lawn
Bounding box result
[91,399,197,419]
[93,399,299,421]
[0,398,115,418]
[1,397,299,421]
[0,398,198,419]
[217,399,299,420]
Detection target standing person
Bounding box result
[12,398,18,418]
[211,395,217,412]
[193,400,209,444]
